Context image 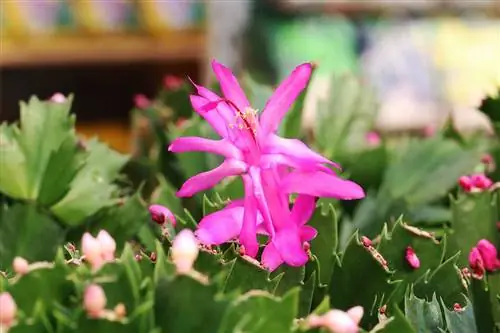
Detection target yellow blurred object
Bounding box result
[138,0,201,35]
[434,18,500,108]
[74,0,135,33]
[2,0,64,37]
[76,122,131,153]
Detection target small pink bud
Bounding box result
[171,229,199,274]
[148,204,176,226]
[50,93,67,103]
[476,239,500,271]
[134,94,151,109]
[469,247,485,278]
[453,303,463,312]
[405,246,420,269]
[309,307,363,333]
[0,292,17,328]
[361,236,372,247]
[422,125,436,137]
[481,154,493,165]
[163,75,184,90]
[379,305,387,315]
[114,303,126,319]
[365,132,381,147]
[150,252,157,262]
[238,245,246,256]
[303,242,311,252]
[176,118,187,127]
[84,284,107,318]
[82,233,104,271]
[96,230,116,261]
[458,176,473,192]
[135,254,142,261]
[12,257,29,276]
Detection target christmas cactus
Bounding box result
[0,61,499,333]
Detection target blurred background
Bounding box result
[1,0,499,152]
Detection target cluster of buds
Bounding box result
[305,306,364,333]
[468,239,500,279]
[83,284,126,321]
[458,173,493,192]
[0,292,17,331]
[82,230,116,271]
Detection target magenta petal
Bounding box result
[211,60,250,111]
[261,168,290,231]
[196,206,244,245]
[264,134,341,169]
[273,228,309,267]
[177,160,247,197]
[300,226,318,242]
[190,95,227,137]
[281,171,365,200]
[169,137,241,159]
[259,63,312,133]
[261,242,284,272]
[260,154,335,174]
[291,195,316,226]
[239,177,259,257]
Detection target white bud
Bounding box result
[171,229,199,274]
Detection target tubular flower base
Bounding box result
[169,60,365,271]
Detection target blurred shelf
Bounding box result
[0,30,207,68]
[76,121,131,153]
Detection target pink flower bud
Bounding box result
[458,176,473,192]
[50,93,67,103]
[365,132,381,147]
[148,204,176,226]
[134,94,151,109]
[0,292,17,328]
[176,118,187,128]
[468,247,485,278]
[83,284,107,318]
[405,246,420,269]
[82,233,103,270]
[308,306,363,333]
[163,75,184,90]
[481,154,493,165]
[476,239,500,271]
[453,303,463,312]
[361,236,372,247]
[171,229,199,274]
[96,230,116,261]
[12,257,29,276]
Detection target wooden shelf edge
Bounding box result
[0,30,207,68]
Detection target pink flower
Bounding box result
[148,204,176,226]
[468,239,500,278]
[458,174,493,192]
[422,125,436,137]
[0,292,17,330]
[81,230,116,271]
[84,284,107,318]
[307,306,363,333]
[365,132,381,147]
[164,75,184,90]
[171,229,199,274]
[169,60,364,201]
[476,239,500,271]
[134,94,151,109]
[405,246,420,269]
[196,167,318,271]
